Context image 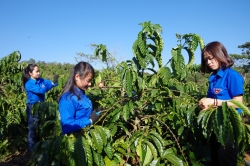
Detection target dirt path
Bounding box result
[0,151,29,166]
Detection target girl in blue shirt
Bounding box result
[22,64,58,155]
[199,41,244,166]
[58,61,101,135]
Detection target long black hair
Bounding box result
[58,61,95,101]
[22,64,38,88]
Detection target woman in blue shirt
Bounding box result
[22,64,58,155]
[58,61,101,135]
[199,41,244,166]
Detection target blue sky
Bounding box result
[1,0,249,69]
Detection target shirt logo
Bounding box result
[41,84,45,88]
[213,88,222,94]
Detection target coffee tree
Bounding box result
[1,22,250,166]
[0,51,27,157]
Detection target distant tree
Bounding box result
[27,58,36,64]
[230,54,250,67]
[75,44,120,69]
[230,41,250,80]
[238,41,250,55]
[186,64,208,84]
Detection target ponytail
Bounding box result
[58,61,95,101]
[22,64,38,88]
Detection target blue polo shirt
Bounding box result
[25,78,58,104]
[207,68,244,113]
[59,87,93,135]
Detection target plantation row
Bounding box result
[1,22,250,166]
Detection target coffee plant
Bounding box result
[0,51,28,159]
[1,21,250,166]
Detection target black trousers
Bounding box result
[210,133,238,166]
[26,104,38,154]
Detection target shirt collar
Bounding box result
[74,86,85,96]
[29,78,39,83]
[214,68,228,78]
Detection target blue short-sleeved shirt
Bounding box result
[59,87,93,135]
[25,78,58,104]
[207,68,244,113]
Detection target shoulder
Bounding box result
[25,78,35,87]
[38,78,47,82]
[227,68,243,80]
[60,92,78,102]
[226,68,244,87]
[26,78,35,84]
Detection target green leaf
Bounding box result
[116,147,127,156]
[149,158,160,166]
[123,103,130,122]
[144,141,158,159]
[197,110,207,125]
[104,143,113,159]
[113,153,124,165]
[228,100,250,116]
[158,66,171,84]
[186,106,197,125]
[90,129,103,153]
[244,124,250,145]
[149,131,166,146]
[94,126,107,146]
[123,69,133,97]
[111,108,121,122]
[214,107,224,144]
[170,46,186,80]
[75,136,87,166]
[110,124,118,136]
[92,150,105,166]
[0,140,8,149]
[184,47,195,69]
[228,106,243,146]
[202,111,214,138]
[163,149,184,166]
[128,131,142,147]
[201,109,213,129]
[151,89,159,98]
[104,156,117,166]
[143,145,153,166]
[149,135,163,157]
[178,126,184,136]
[136,137,143,160]
[221,102,230,145]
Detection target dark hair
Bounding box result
[22,64,38,88]
[201,41,234,74]
[58,61,95,101]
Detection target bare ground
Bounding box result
[0,151,29,166]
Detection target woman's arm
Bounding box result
[199,95,243,110]
[59,98,92,135]
[25,81,47,94]
[43,79,58,91]
[25,78,57,94]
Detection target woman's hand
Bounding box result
[99,80,105,89]
[90,111,101,124]
[53,74,59,84]
[199,98,214,110]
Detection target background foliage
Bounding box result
[1,22,250,166]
